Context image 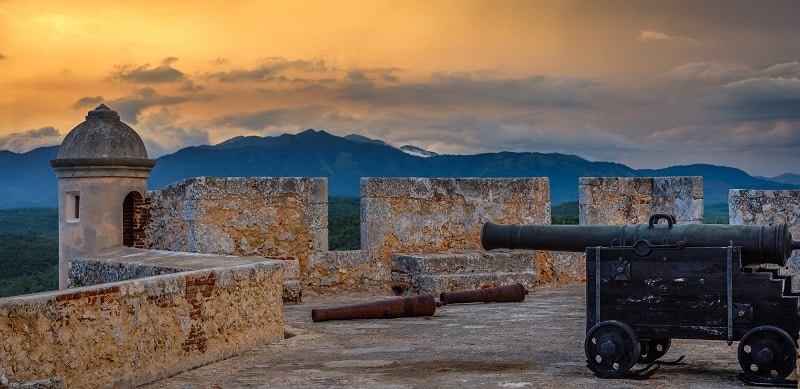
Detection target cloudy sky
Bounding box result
[1,0,800,177]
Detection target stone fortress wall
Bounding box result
[730,189,800,274]
[0,260,284,388]
[3,175,800,388]
[579,176,704,225]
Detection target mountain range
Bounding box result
[2,129,799,209]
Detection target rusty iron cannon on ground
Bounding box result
[482,214,800,385]
[311,295,438,322]
[311,283,529,322]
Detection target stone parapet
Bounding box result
[579,176,703,225]
[0,261,284,388]
[305,250,389,293]
[358,177,554,290]
[67,246,300,303]
[145,176,326,287]
[361,177,550,253]
[729,189,800,278]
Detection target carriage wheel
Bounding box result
[585,320,640,377]
[737,325,797,383]
[639,338,671,363]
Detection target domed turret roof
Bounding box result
[56,104,149,160]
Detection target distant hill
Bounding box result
[1,130,798,208]
[0,146,59,208]
[763,173,800,186]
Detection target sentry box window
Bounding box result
[67,192,80,222]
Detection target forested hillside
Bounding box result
[0,208,58,297]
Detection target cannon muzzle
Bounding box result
[482,214,800,267]
[311,295,437,322]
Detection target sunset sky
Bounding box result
[2,0,800,177]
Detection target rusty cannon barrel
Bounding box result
[311,295,437,322]
[439,283,528,305]
[481,214,800,267]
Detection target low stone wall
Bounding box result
[0,261,284,388]
[145,177,326,286]
[353,177,556,289]
[567,176,706,286]
[306,250,389,294]
[729,189,800,274]
[579,176,703,225]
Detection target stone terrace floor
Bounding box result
[142,285,790,388]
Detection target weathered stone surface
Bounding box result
[390,249,584,296]
[361,177,550,252]
[305,250,389,293]
[146,177,327,288]
[405,272,538,296]
[730,189,800,290]
[579,176,703,225]
[355,177,558,291]
[393,251,538,275]
[68,247,300,303]
[0,261,284,388]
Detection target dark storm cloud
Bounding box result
[714,78,800,120]
[207,57,327,83]
[338,72,605,109]
[0,126,61,152]
[662,61,800,121]
[179,80,204,92]
[112,57,186,83]
[345,68,401,83]
[212,106,337,130]
[106,87,191,123]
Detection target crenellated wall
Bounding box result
[135,176,716,293]
[0,260,284,388]
[7,175,800,386]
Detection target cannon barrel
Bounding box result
[439,283,528,305]
[311,295,437,322]
[481,214,800,267]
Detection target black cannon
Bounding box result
[482,214,800,385]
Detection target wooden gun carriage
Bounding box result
[482,214,800,385]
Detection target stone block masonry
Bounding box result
[361,177,551,253]
[362,178,565,294]
[306,250,389,293]
[729,189,800,278]
[145,176,325,287]
[579,176,703,225]
[0,261,284,388]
